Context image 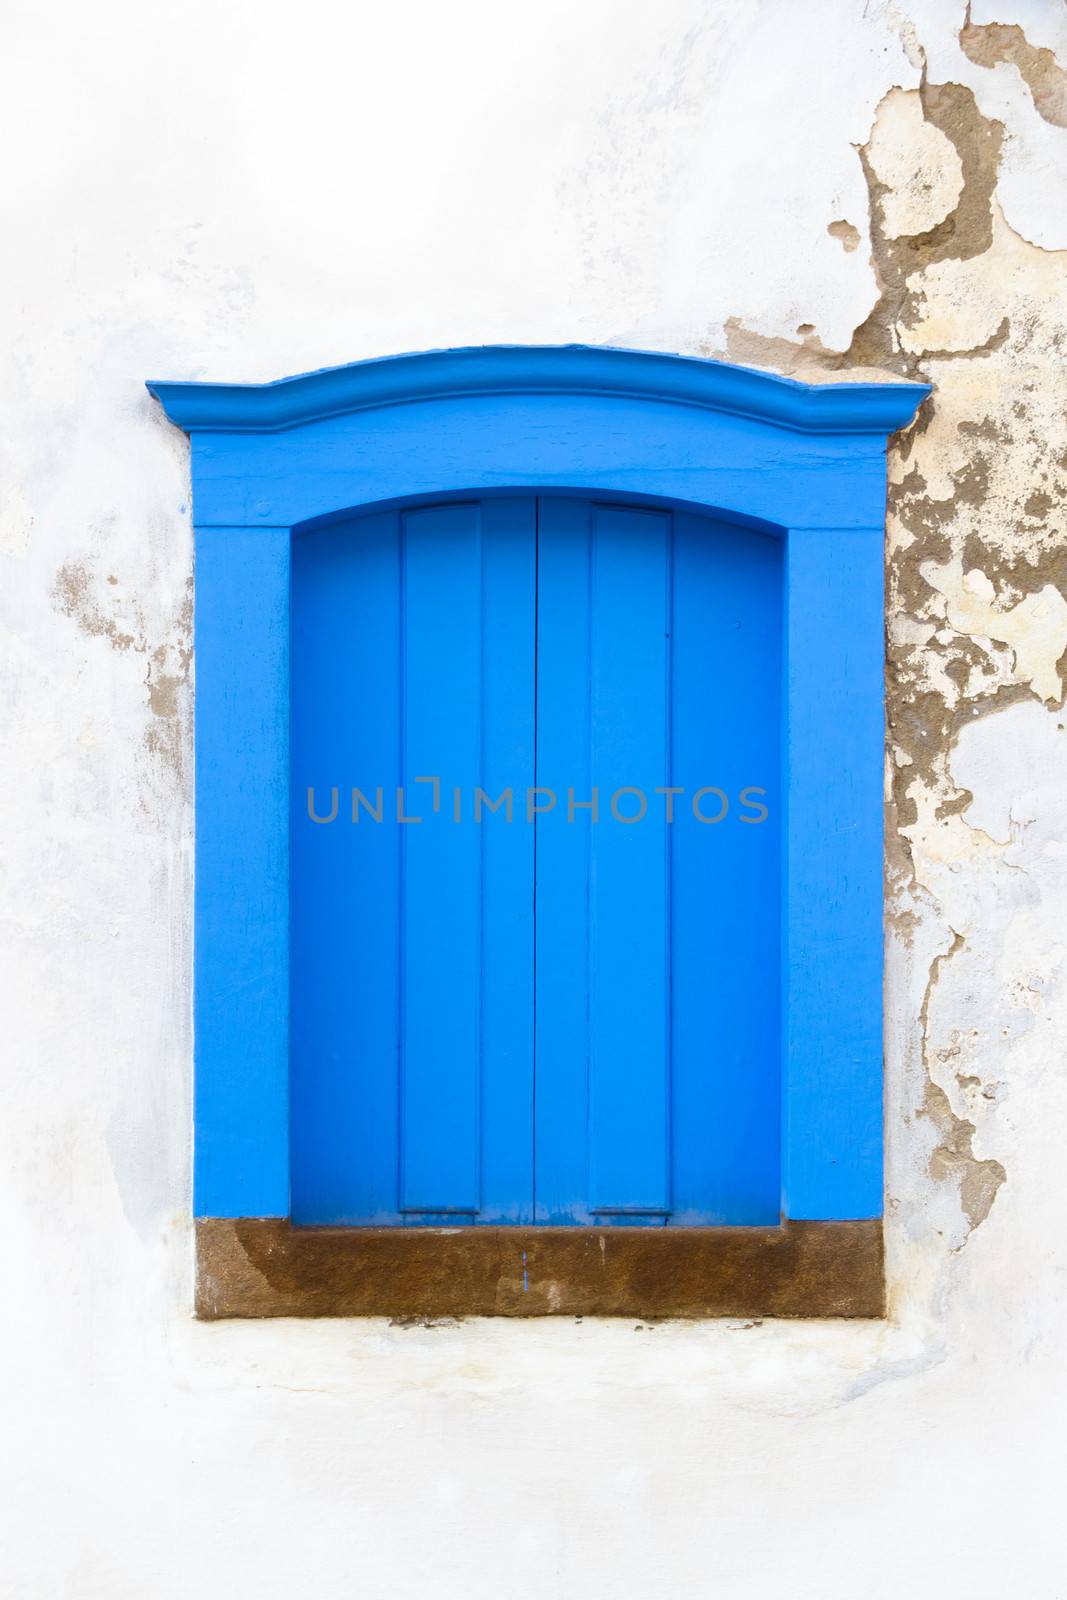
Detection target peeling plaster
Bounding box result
[961,10,1067,129]
[720,39,1067,1263]
[865,86,964,239]
[919,930,1007,1237]
[827,218,861,253]
[922,557,1067,703]
[872,69,1066,1247]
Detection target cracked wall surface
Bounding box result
[1,2,1065,1596]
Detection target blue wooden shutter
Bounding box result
[291,494,779,1225]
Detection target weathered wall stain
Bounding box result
[52,562,138,653]
[51,559,193,784]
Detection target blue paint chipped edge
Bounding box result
[147,342,930,437]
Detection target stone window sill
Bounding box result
[195,1218,883,1321]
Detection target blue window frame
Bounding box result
[148,346,927,1235]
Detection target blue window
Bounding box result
[149,346,927,1312]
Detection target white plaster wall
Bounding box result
[2,1,1066,1594]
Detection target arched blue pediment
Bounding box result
[148,345,927,534]
[147,342,927,436]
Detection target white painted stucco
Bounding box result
[2,1,1066,1594]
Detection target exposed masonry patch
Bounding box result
[961,9,1067,129]
[865,87,964,241]
[51,560,193,784]
[827,219,861,253]
[718,44,1067,1249]
[922,559,1067,704]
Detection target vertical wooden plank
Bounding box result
[194,525,290,1218]
[670,513,781,1223]
[535,500,672,1222]
[399,500,535,1218]
[400,504,482,1214]
[290,512,401,1223]
[533,498,593,1221]
[586,505,671,1217]
[783,525,884,1220]
[477,498,537,1221]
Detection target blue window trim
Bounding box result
[147,344,928,1225]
